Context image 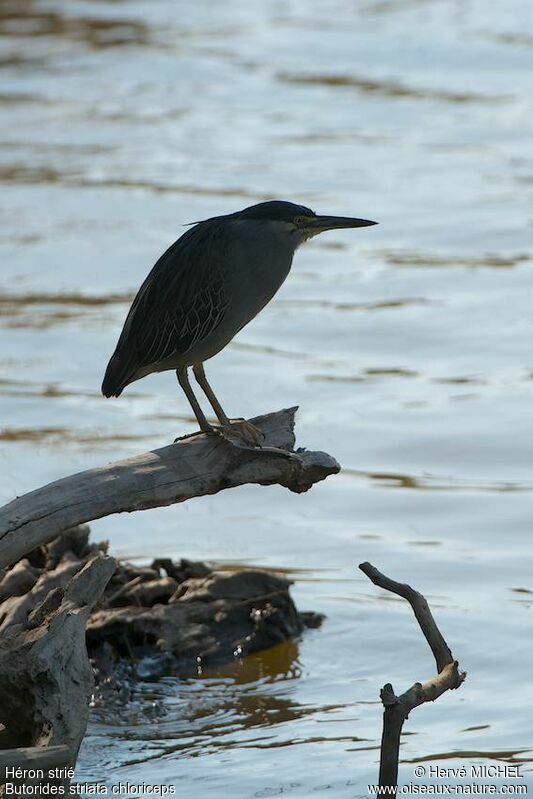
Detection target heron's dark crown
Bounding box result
[234,200,315,223]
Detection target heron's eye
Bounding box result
[294,215,309,226]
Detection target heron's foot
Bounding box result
[173,420,264,447]
[173,426,218,443]
[217,418,265,448]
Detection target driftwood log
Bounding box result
[0,407,339,571]
[0,524,321,679]
[0,528,321,791]
[90,560,315,681]
[0,408,339,789]
[0,553,115,793]
[359,562,466,791]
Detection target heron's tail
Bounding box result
[101,351,131,397]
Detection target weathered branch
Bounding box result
[359,562,466,790]
[0,408,339,570]
[0,553,115,791]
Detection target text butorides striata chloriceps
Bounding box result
[102,200,377,445]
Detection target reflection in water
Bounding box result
[0,426,157,444]
[432,376,486,385]
[0,5,150,50]
[0,291,132,329]
[311,370,499,386]
[0,291,131,305]
[0,53,46,69]
[383,252,530,269]
[490,32,533,48]
[310,367,419,383]
[343,469,533,493]
[0,379,100,399]
[0,92,51,106]
[90,641,370,767]
[0,163,260,197]
[200,640,303,684]
[0,378,152,401]
[462,725,491,732]
[230,341,314,361]
[276,297,432,312]
[277,73,508,104]
[405,749,533,765]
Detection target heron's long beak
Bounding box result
[308,215,378,231]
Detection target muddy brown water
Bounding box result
[1,0,533,795]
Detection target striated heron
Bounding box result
[102,200,377,445]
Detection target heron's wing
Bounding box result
[102,222,229,396]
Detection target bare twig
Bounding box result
[0,408,340,570]
[359,562,466,790]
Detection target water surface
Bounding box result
[1,0,533,794]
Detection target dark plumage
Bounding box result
[102,200,376,445]
[102,221,230,397]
